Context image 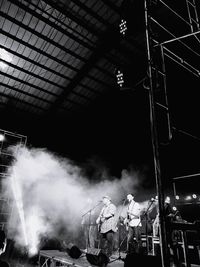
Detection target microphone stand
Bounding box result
[142,199,155,254]
[81,201,102,251]
[109,199,127,263]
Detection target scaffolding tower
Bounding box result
[144,1,200,267]
[0,128,27,230]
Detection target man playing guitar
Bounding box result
[96,196,117,258]
[124,194,142,254]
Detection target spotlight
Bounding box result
[0,134,5,142]
[175,195,179,200]
[192,194,197,199]
[116,69,124,87]
[119,19,127,36]
[172,206,177,211]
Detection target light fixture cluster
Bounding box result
[175,194,199,201]
[119,19,127,36]
[116,69,124,87]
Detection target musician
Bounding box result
[96,196,117,258]
[153,196,174,237]
[124,194,142,254]
[152,196,181,265]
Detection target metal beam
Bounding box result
[41,0,102,37]
[71,0,111,27]
[8,0,94,51]
[47,26,121,114]
[0,82,52,103]
[0,70,57,97]
[0,44,103,95]
[100,0,121,14]
[0,10,86,63]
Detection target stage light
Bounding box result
[0,134,5,142]
[172,206,177,211]
[119,19,127,36]
[116,69,124,87]
[185,195,192,200]
[192,194,197,199]
[175,195,179,200]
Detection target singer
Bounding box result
[96,196,117,258]
[124,194,142,254]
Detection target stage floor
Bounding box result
[39,249,125,267]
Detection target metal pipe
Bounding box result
[160,0,191,27]
[172,173,200,180]
[151,17,200,58]
[159,30,200,46]
[144,1,169,266]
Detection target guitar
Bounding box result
[124,213,141,230]
[97,216,105,232]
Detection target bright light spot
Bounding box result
[11,171,28,246]
[192,194,197,199]
[185,195,192,200]
[26,212,44,256]
[29,246,38,257]
[0,48,12,62]
[172,206,177,211]
[175,195,180,200]
[0,134,5,142]
[0,62,8,69]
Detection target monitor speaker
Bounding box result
[86,248,109,267]
[66,243,82,259]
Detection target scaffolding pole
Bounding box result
[144,1,169,266]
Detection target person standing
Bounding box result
[124,194,142,254]
[96,196,117,258]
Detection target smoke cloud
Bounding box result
[2,145,150,255]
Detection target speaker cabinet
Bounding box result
[86,248,109,267]
[66,243,82,259]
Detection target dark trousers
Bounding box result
[100,230,114,257]
[127,226,142,254]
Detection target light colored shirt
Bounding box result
[127,200,141,227]
[96,203,117,233]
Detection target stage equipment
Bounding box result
[116,69,124,88]
[124,253,161,267]
[119,19,127,36]
[86,248,109,267]
[81,200,102,250]
[66,243,82,259]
